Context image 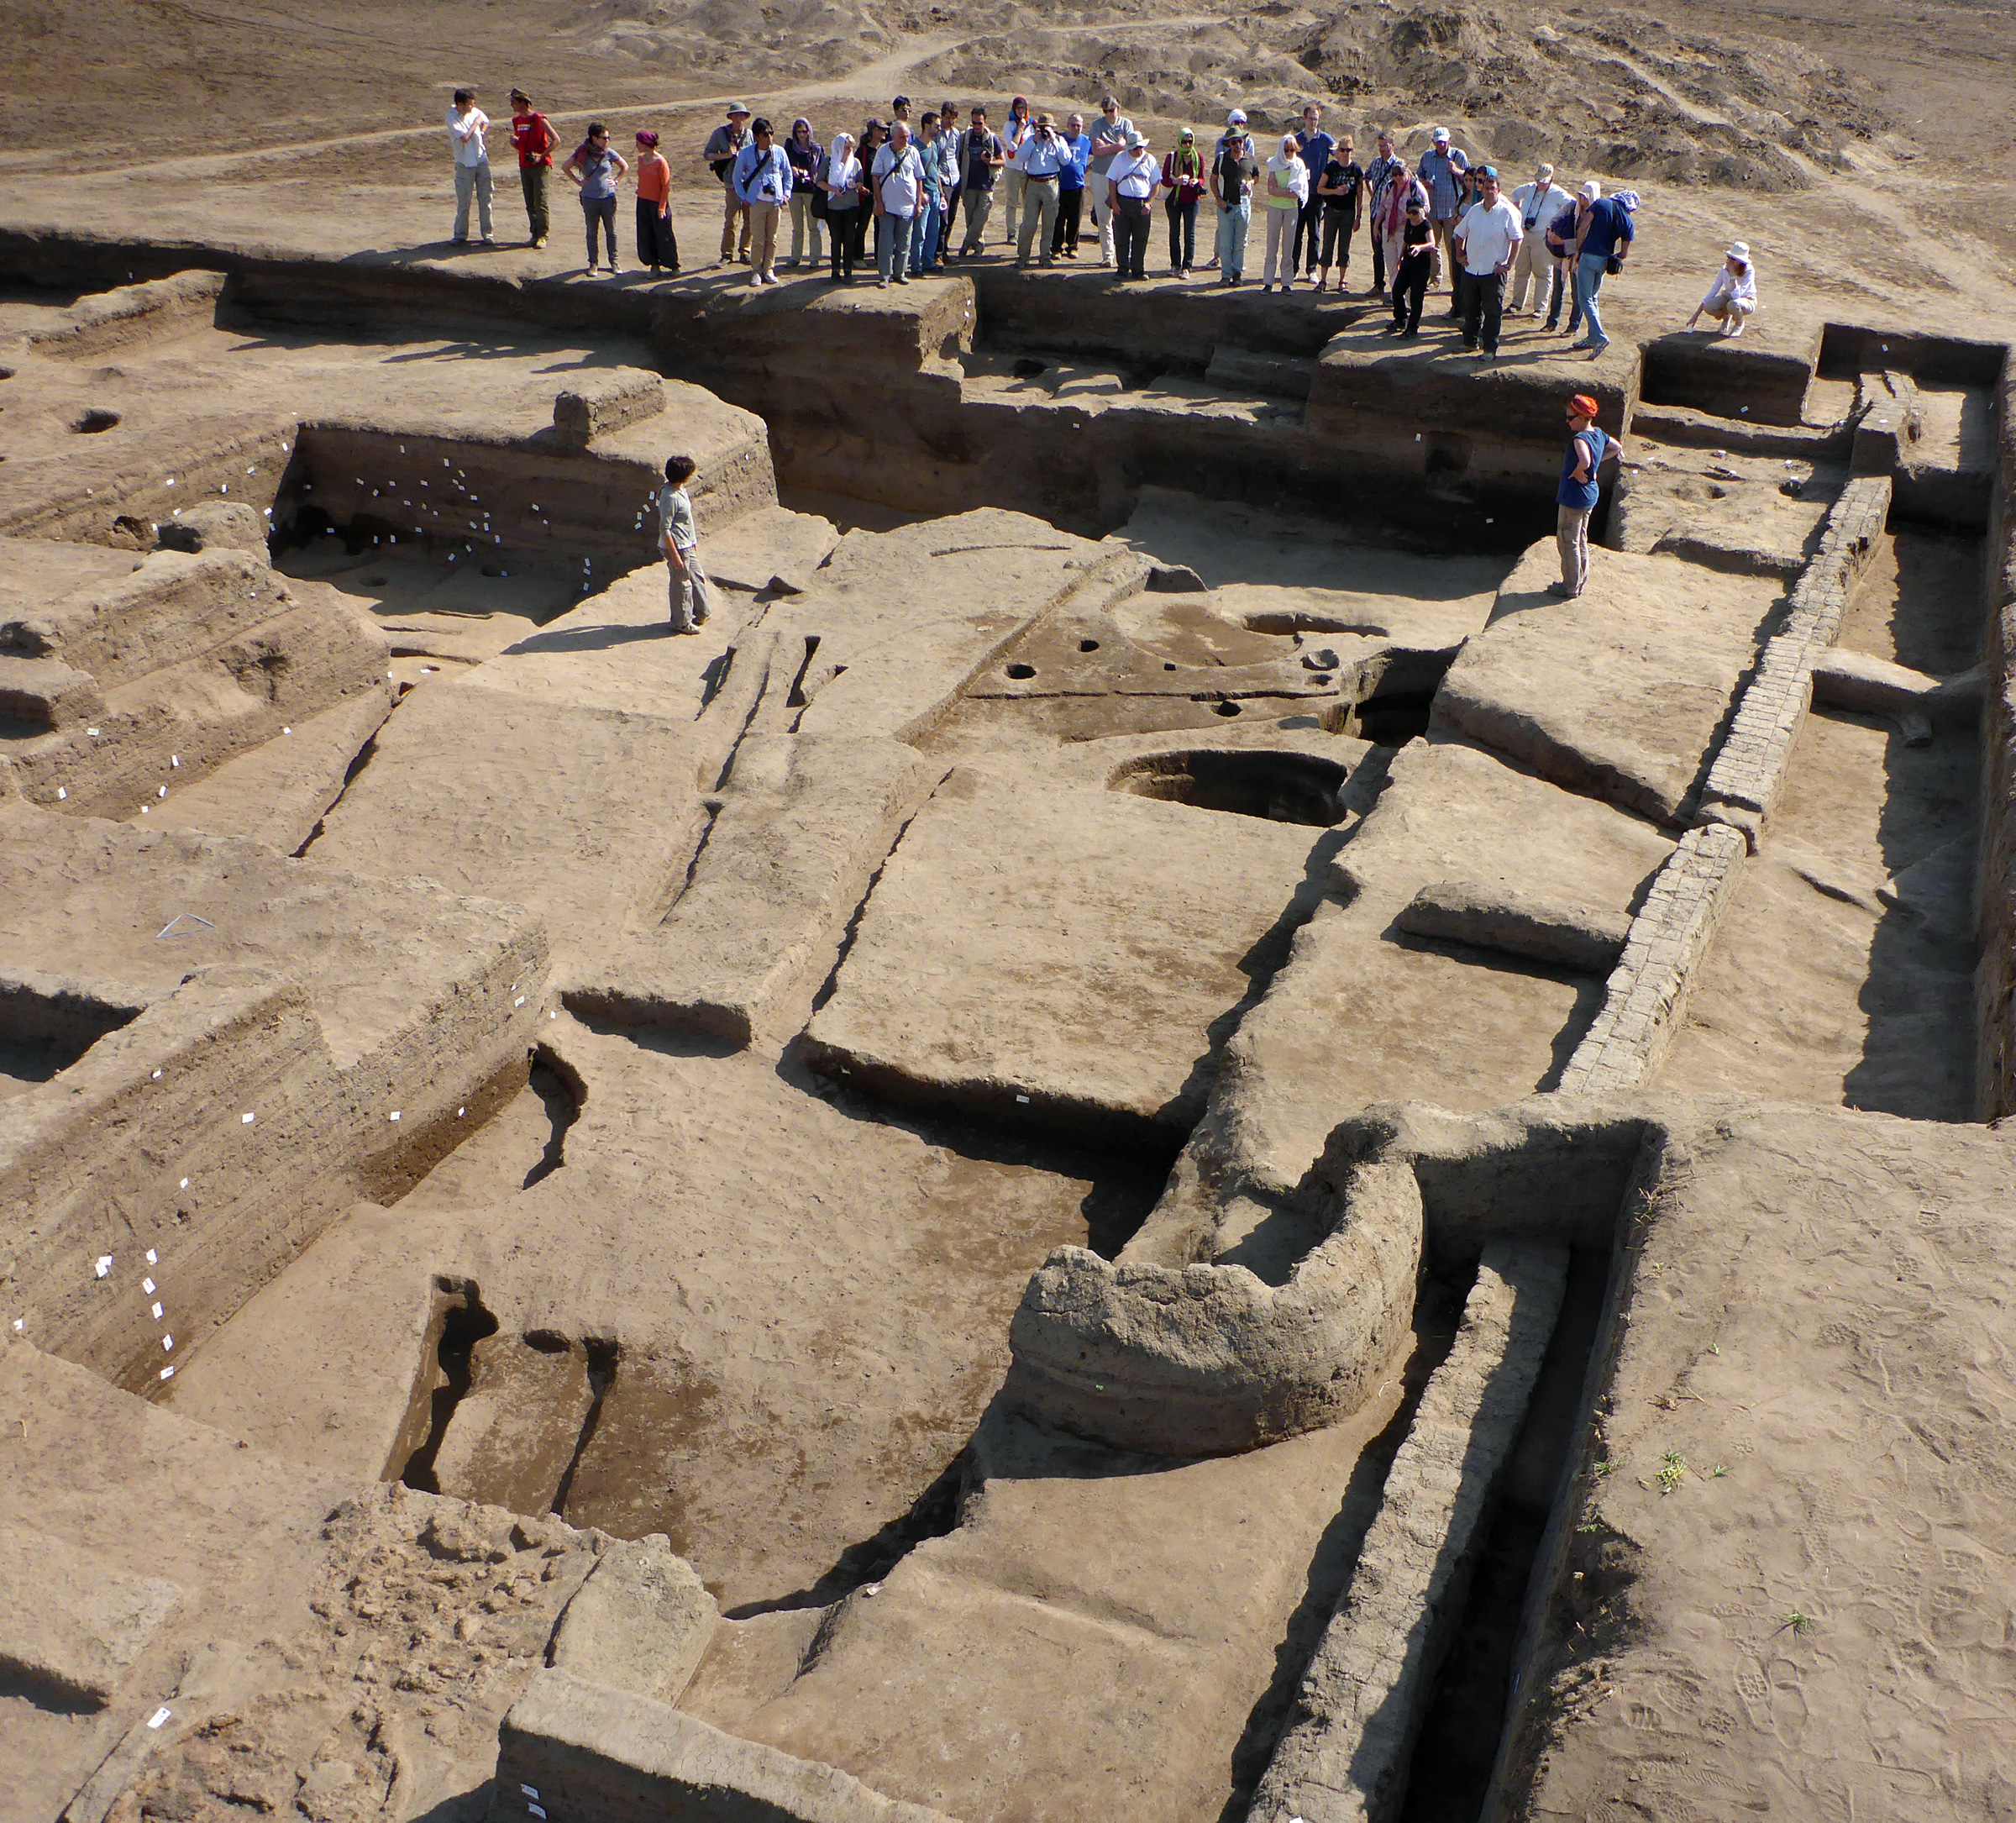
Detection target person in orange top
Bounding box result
[634,130,678,274]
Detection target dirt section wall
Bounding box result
[6,233,1589,542]
[285,423,775,571]
[1973,348,2016,1118]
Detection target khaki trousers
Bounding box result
[1557,505,1593,596]
[1015,178,1059,265]
[748,201,781,278]
[720,185,750,260]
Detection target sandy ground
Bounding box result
[4,0,2016,350]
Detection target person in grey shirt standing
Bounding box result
[706,104,755,264]
[956,106,1005,257]
[446,89,494,244]
[657,454,711,633]
[1086,95,1135,267]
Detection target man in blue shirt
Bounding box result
[732,118,795,286]
[1290,103,1335,279]
[1053,113,1092,258]
[1554,392,1620,597]
[1571,181,1635,356]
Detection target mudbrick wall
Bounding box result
[1975,349,2016,1117]
[1559,475,1893,1095]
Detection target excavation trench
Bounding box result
[5,241,2008,1823]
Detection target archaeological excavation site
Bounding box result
[5,8,2016,1820]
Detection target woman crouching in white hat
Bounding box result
[1688,242,1758,336]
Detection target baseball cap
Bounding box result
[1432,126,1450,143]
[1536,161,1554,180]
[1126,131,1147,150]
[509,88,530,104]
[1478,164,1498,179]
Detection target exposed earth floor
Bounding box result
[3,6,2016,1823]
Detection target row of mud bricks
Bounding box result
[1558,476,1894,1095]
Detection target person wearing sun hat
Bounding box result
[508,89,559,248]
[705,103,754,264]
[1509,160,1568,316]
[1688,241,1758,335]
[1106,129,1158,279]
[1011,113,1071,265]
[1210,109,1258,284]
[1554,391,1621,597]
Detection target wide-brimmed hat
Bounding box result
[726,102,750,117]
[1034,112,1055,127]
[1727,241,1751,261]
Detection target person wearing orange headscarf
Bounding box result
[1555,393,1620,598]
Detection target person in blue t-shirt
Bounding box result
[1555,392,1620,598]
[1571,183,1636,355]
[1052,113,1093,257]
[1290,103,1336,277]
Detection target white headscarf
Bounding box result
[826,129,860,195]
[1268,138,1309,202]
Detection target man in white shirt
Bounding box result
[446,89,494,244]
[1451,165,1522,360]
[871,121,925,288]
[1509,161,1569,317]
[1105,131,1159,281]
[1086,95,1135,267]
[1012,114,1071,267]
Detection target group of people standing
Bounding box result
[443,86,1759,360]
